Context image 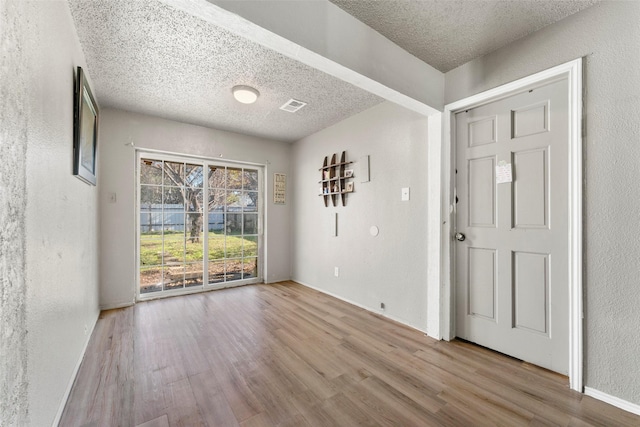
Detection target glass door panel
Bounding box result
[139,156,261,298]
[207,164,261,286]
[139,158,205,295]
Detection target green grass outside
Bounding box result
[140,231,257,266]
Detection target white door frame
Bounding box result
[135,149,266,302]
[431,58,583,391]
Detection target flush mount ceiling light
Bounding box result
[232,85,260,104]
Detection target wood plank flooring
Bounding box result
[60,281,640,426]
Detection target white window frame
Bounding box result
[136,150,265,301]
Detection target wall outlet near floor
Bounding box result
[380,302,385,310]
[334,267,339,277]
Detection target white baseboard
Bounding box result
[52,311,99,426]
[292,279,428,335]
[100,301,134,310]
[584,387,640,416]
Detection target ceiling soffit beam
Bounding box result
[163,0,443,116]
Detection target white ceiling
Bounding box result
[68,0,383,143]
[69,0,599,143]
[329,0,600,72]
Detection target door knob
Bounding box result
[455,232,466,241]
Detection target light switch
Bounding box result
[401,187,410,201]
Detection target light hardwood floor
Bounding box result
[61,281,640,426]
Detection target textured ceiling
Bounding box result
[329,0,600,72]
[69,0,600,143]
[68,0,383,143]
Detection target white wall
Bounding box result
[98,109,291,309]
[291,101,430,331]
[445,1,640,406]
[1,1,101,425]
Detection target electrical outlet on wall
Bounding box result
[334,267,339,277]
[380,302,385,310]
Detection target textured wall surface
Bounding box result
[0,2,29,425]
[292,101,430,331]
[0,1,101,425]
[98,109,292,309]
[445,1,640,405]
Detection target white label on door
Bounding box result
[496,162,513,184]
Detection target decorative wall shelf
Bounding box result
[319,151,354,207]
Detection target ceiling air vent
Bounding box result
[280,98,307,113]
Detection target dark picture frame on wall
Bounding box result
[73,66,99,185]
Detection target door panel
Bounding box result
[455,77,569,374]
[468,116,497,147]
[468,247,497,320]
[468,157,496,227]
[513,148,548,229]
[513,251,549,335]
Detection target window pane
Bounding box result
[163,225,185,263]
[226,235,243,258]
[244,236,258,257]
[164,162,184,186]
[140,266,162,294]
[242,258,257,279]
[208,166,225,189]
[140,204,162,233]
[207,212,224,234]
[163,212,184,234]
[185,188,203,212]
[164,265,184,291]
[140,230,163,266]
[242,191,258,212]
[185,262,204,288]
[208,261,225,284]
[208,189,225,211]
[226,190,242,210]
[185,164,203,188]
[226,213,242,236]
[243,169,259,191]
[244,214,258,235]
[226,259,243,282]
[185,214,203,265]
[209,232,225,260]
[227,167,242,190]
[140,159,163,185]
[163,187,184,210]
[140,185,162,206]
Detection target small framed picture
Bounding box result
[73,66,99,185]
[344,182,354,193]
[274,173,286,204]
[344,169,354,178]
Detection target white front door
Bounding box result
[454,77,570,374]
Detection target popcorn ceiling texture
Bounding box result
[0,1,29,425]
[67,0,383,143]
[330,0,600,73]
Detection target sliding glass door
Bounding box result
[138,154,262,297]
